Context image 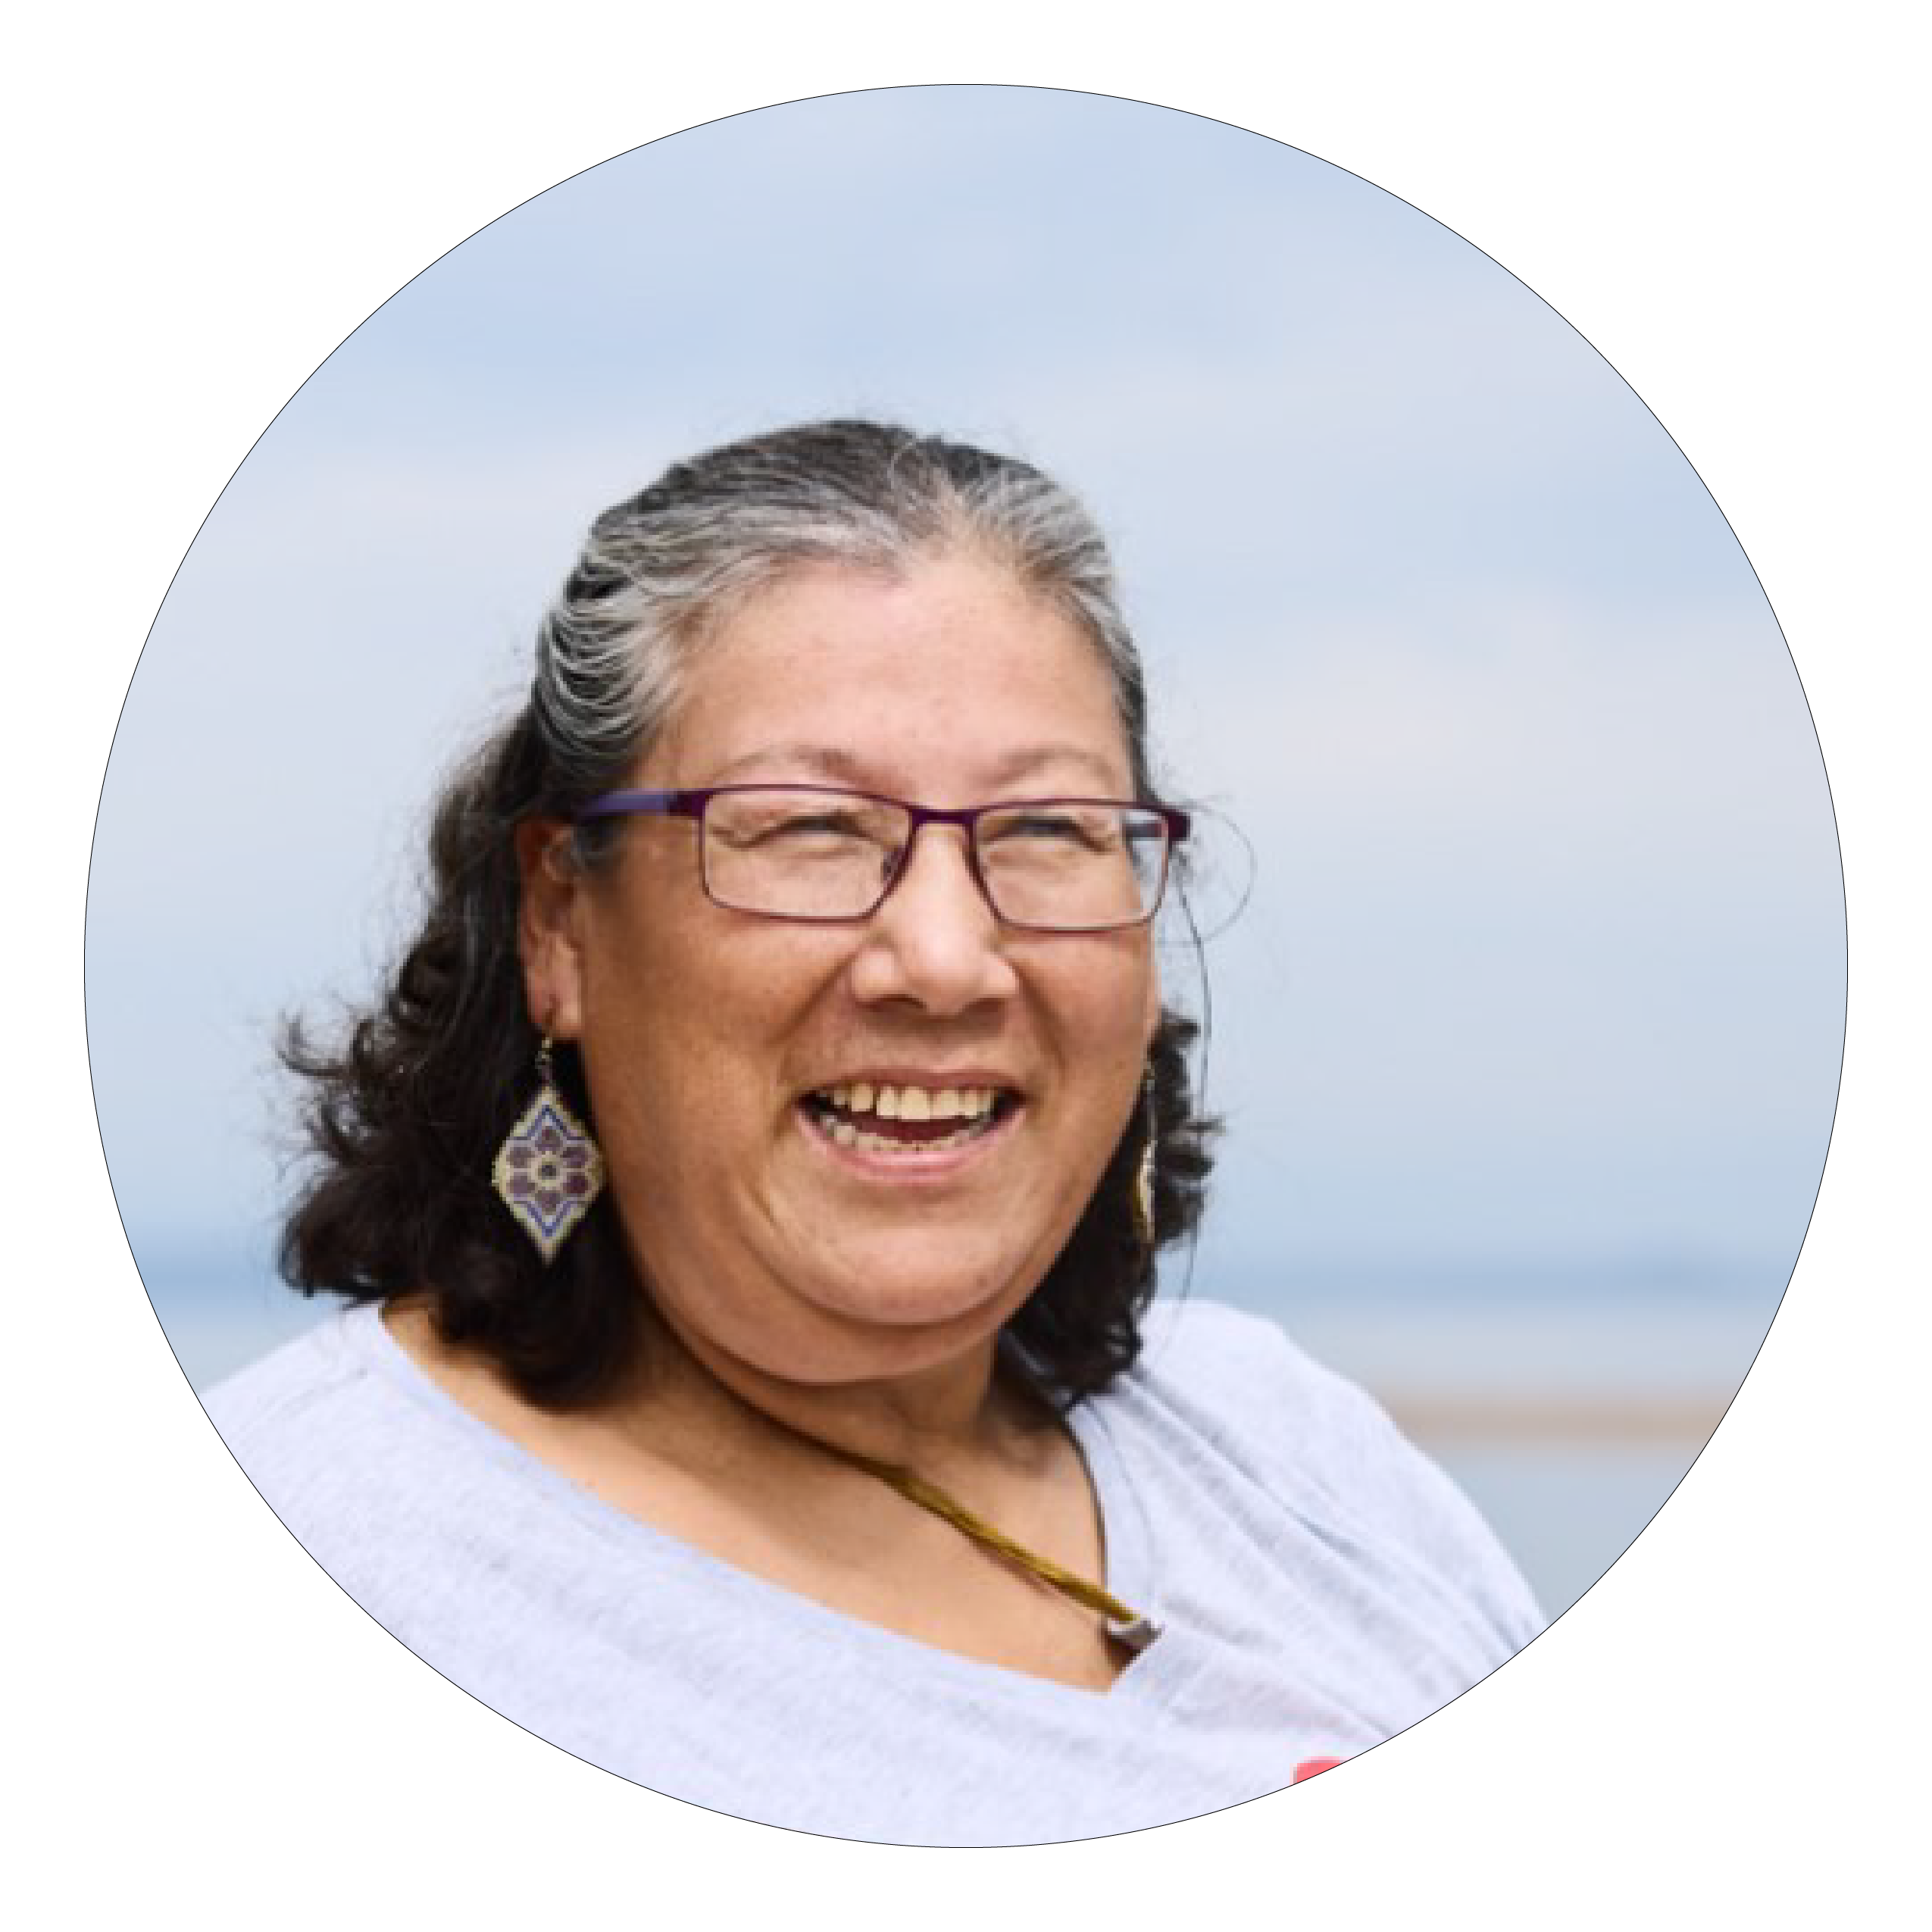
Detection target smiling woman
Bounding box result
[206,420,1540,1844]
[521,550,1162,1389]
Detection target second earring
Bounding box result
[1130,1070,1157,1249]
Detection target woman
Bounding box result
[209,420,1541,1844]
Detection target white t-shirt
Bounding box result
[205,1296,1543,1844]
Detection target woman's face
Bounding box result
[524,549,1161,1390]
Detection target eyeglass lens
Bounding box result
[699,789,1171,929]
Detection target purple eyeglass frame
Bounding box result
[574,783,1192,932]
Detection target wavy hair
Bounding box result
[280,420,1218,1408]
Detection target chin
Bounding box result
[799,1240,1042,1337]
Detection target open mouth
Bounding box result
[799,1080,1020,1155]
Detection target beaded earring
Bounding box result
[491,1036,605,1263]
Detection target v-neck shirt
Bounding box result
[206,1296,1542,1844]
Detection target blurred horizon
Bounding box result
[138,1235,1783,1623]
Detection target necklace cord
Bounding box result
[689,1343,1149,1632]
[826,1443,1146,1629]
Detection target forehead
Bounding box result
[652,551,1131,793]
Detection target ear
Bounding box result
[514,818,589,1043]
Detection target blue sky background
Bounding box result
[86,86,1842,1382]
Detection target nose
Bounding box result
[847,822,1020,1013]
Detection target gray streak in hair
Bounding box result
[527,420,1152,849]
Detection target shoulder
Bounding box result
[1116,1296,1545,1640]
[205,1308,372,1438]
[1127,1296,1373,1448]
[202,1306,431,1512]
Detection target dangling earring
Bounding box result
[492,1035,605,1263]
[1130,1068,1158,1250]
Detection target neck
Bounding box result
[625,1294,1045,1483]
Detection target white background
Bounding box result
[10,2,1925,1923]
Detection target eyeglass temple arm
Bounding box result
[574,789,703,823]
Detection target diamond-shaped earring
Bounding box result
[491,1036,605,1263]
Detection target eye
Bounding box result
[772,810,869,840]
[986,808,1117,852]
[711,796,899,850]
[727,811,859,849]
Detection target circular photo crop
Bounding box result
[85,84,1843,1845]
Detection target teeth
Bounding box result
[811,1082,1005,1121]
[807,1081,1008,1152]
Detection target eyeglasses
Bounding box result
[575,784,1192,933]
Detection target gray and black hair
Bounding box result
[533,420,1153,831]
[280,420,1215,1408]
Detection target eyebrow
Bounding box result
[706,743,1129,789]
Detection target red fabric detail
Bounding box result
[1293,1756,1346,1783]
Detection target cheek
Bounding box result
[1046,950,1161,1098]
[587,914,841,1116]
[1100,945,1161,1057]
